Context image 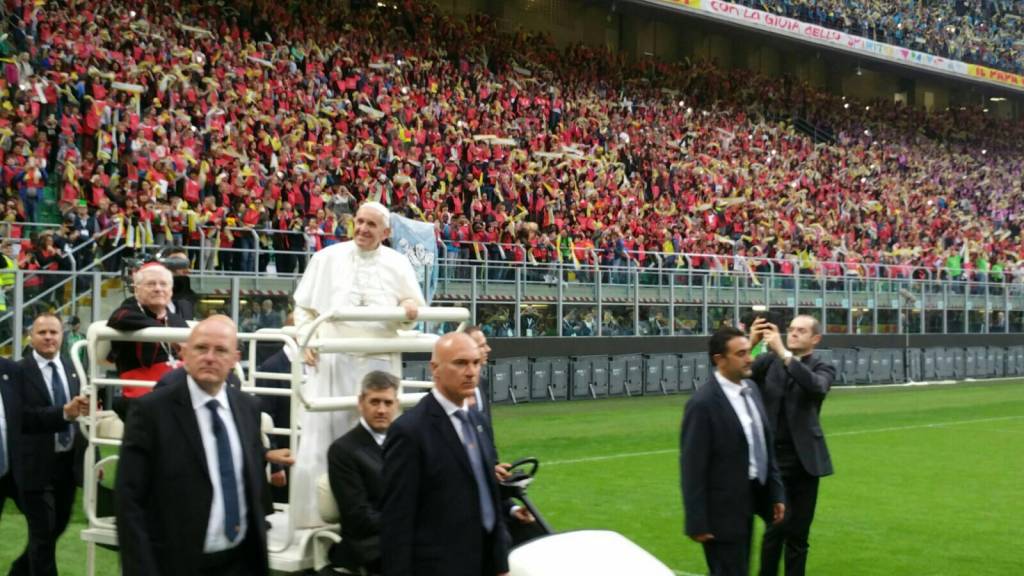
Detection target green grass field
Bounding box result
[2,380,1023,575]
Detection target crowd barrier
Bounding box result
[426,346,1024,405]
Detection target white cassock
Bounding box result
[290,240,425,527]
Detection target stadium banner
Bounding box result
[663,0,702,8]
[638,0,1015,92]
[968,64,1024,88]
[390,214,439,304]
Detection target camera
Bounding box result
[740,306,786,334]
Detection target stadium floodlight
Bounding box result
[990,97,1007,102]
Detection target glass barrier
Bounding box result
[2,250,1021,353]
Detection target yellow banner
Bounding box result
[666,0,702,8]
[969,64,1024,88]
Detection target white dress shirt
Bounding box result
[187,376,248,553]
[33,351,73,452]
[431,388,468,444]
[359,417,387,447]
[714,371,765,481]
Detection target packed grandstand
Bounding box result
[0,0,1022,298]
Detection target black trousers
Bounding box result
[200,546,248,576]
[9,452,77,576]
[759,448,821,576]
[702,534,752,576]
[0,472,18,521]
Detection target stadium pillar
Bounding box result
[470,269,478,326]
[230,276,241,325]
[668,272,675,337]
[557,263,564,337]
[12,270,23,361]
[515,266,523,337]
[633,268,641,336]
[596,266,603,337]
[733,271,740,328]
[701,281,709,335]
[918,282,925,334]
[872,278,879,334]
[91,271,102,323]
[942,281,949,334]
[847,275,853,334]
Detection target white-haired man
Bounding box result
[289,201,425,526]
[107,263,189,419]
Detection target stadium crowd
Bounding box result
[0,0,1021,301]
[740,0,1024,74]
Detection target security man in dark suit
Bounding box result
[464,325,538,542]
[749,315,835,576]
[681,327,785,576]
[463,325,491,420]
[116,316,294,576]
[381,332,510,576]
[326,370,400,574]
[0,357,23,522]
[12,312,91,576]
[255,343,295,502]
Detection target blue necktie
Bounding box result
[49,362,72,449]
[207,400,241,542]
[453,409,496,532]
[740,386,768,484]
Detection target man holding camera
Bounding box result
[749,316,836,576]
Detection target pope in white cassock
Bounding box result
[290,201,425,527]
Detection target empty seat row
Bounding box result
[403,346,1024,405]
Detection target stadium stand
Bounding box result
[738,0,1024,74]
[0,0,1021,304]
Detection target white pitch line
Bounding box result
[543,415,1024,467]
[826,415,1024,437]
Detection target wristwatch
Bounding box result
[781,350,794,362]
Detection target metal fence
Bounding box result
[4,244,1021,357]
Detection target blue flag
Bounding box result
[390,215,438,304]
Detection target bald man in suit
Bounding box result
[381,333,510,576]
[116,316,293,576]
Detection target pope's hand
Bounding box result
[304,348,318,367]
[266,449,295,467]
[401,300,419,321]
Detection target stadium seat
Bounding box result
[93,411,125,441]
[317,474,340,525]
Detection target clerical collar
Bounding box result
[356,245,381,260]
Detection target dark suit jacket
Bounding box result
[107,297,189,375]
[115,371,271,576]
[0,358,23,484]
[381,393,510,576]
[752,352,835,477]
[328,424,383,568]
[680,374,785,542]
[475,373,492,421]
[255,349,292,449]
[17,353,85,488]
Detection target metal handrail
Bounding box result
[0,242,128,355]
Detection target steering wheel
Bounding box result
[501,457,540,485]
